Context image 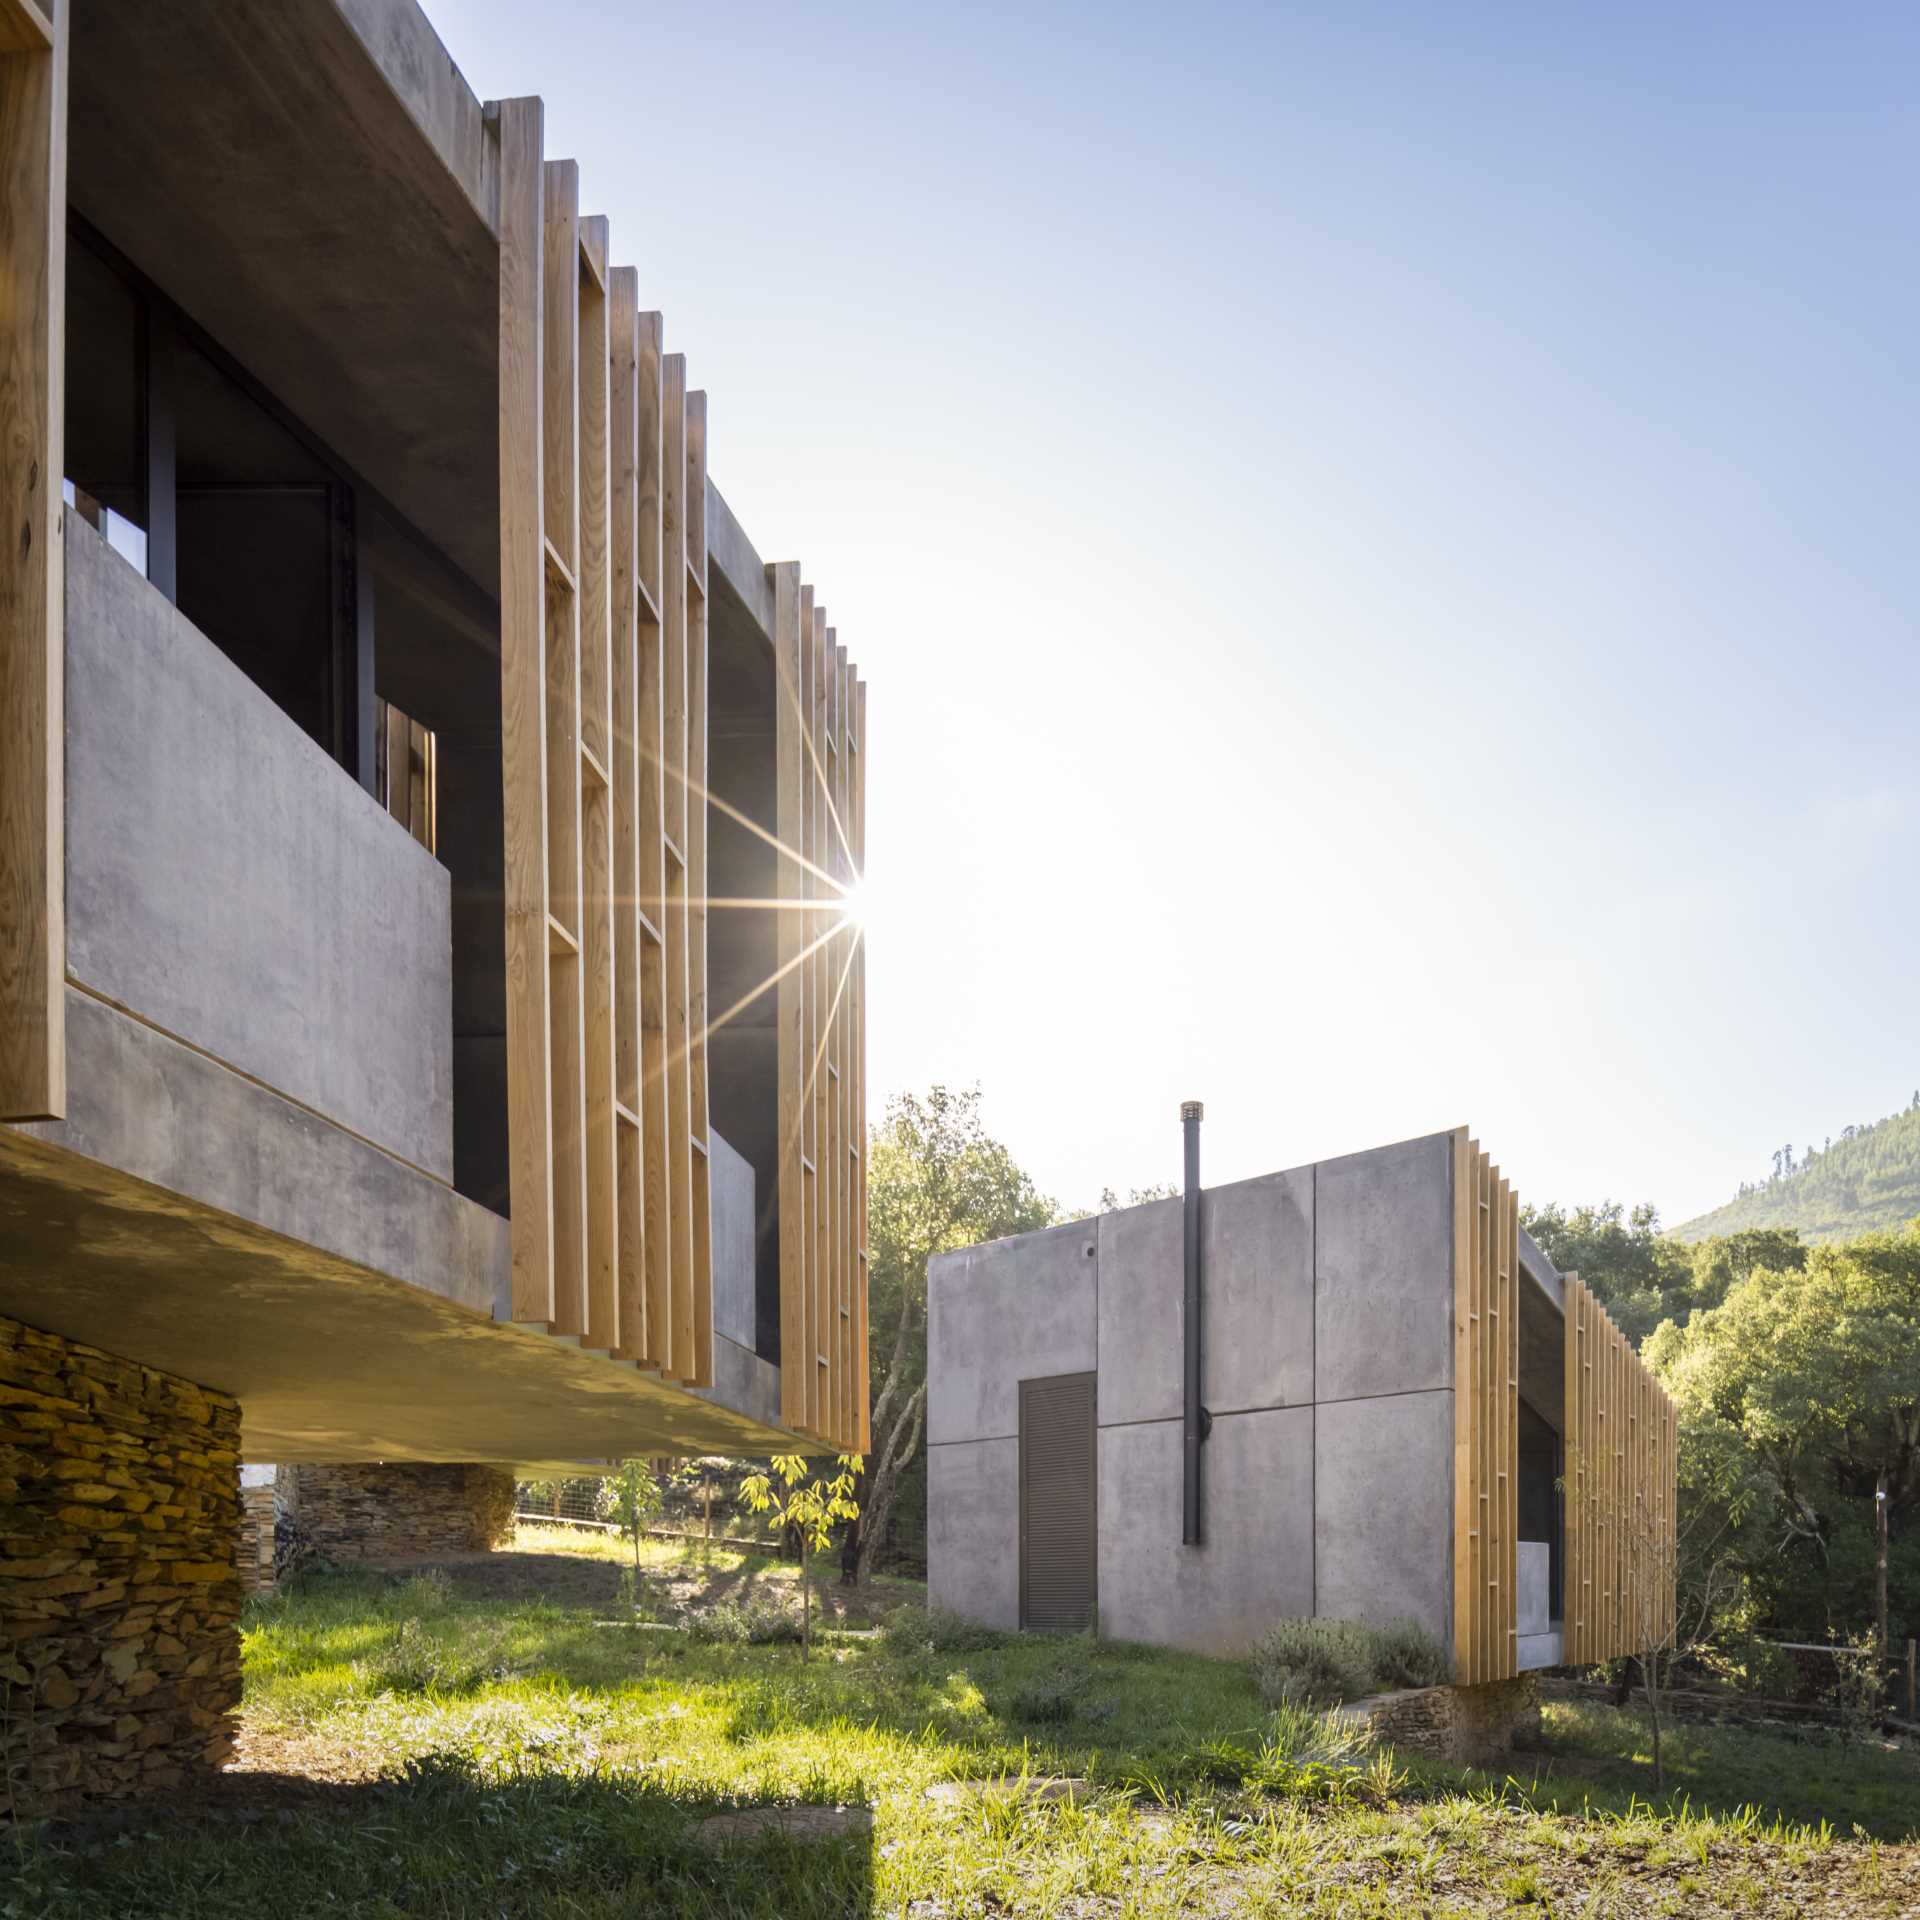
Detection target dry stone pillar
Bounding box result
[0,1312,243,1814]
[283,1463,515,1561]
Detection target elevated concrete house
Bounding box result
[929,1124,1674,1699]
[0,0,867,1806]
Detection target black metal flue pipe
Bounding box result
[1181,1099,1205,1546]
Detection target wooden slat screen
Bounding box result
[1020,1372,1097,1631]
[1452,1131,1519,1686]
[771,568,869,1450]
[1454,1128,1678,1682]
[374,698,436,854]
[0,0,66,1122]
[1562,1272,1677,1665]
[493,98,867,1433]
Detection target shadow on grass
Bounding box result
[1479,1700,1920,1843]
[12,1754,875,1920]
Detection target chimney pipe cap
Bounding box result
[1180,1101,1205,1123]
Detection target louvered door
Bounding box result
[1019,1372,1097,1631]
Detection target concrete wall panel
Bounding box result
[709,1129,756,1352]
[1096,1407,1314,1655]
[1094,1197,1183,1426]
[1314,1132,1452,1403]
[928,1438,1020,1628]
[64,521,454,1178]
[1202,1168,1314,1415]
[1314,1389,1453,1647]
[928,1222,1096,1445]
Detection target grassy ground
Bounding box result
[9,1532,1919,1918]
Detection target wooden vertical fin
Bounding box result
[493,96,554,1324]
[661,352,694,1383]
[577,229,618,1355]
[685,386,712,1388]
[773,563,807,1432]
[608,266,646,1363]
[848,679,864,1451]
[0,2,66,1121]
[541,156,587,1340]
[634,309,671,1373]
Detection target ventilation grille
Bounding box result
[1020,1372,1097,1631]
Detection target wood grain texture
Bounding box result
[1451,1134,1519,1685]
[853,676,869,1453]
[573,240,617,1355]
[493,96,554,1323]
[661,355,693,1383]
[685,388,712,1387]
[541,160,579,573]
[577,258,611,769]
[774,564,807,1433]
[634,311,671,1373]
[0,2,52,57]
[0,17,65,1121]
[606,267,646,1360]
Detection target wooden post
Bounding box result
[1906,1638,1915,1720]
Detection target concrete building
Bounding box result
[929,1123,1675,1691]
[0,0,866,1808]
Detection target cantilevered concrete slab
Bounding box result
[1,992,788,1465]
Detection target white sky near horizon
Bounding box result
[428,0,1920,1225]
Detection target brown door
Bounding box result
[1019,1372,1097,1630]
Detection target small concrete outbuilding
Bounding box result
[928,1124,1675,1701]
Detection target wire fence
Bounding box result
[512,1464,782,1549]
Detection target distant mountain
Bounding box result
[1671,1100,1920,1245]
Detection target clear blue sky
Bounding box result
[433,0,1920,1224]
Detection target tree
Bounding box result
[739,1454,862,1660]
[1648,1223,1920,1660]
[1521,1199,1685,1346]
[848,1085,1056,1585]
[1095,1182,1179,1213]
[597,1458,662,1581]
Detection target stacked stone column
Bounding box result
[1,1313,243,1815]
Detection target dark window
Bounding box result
[63,222,367,777]
[1019,1372,1098,1631]
[64,234,148,573]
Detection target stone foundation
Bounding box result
[285,1462,515,1561]
[238,1478,276,1597]
[1342,1675,1541,1766]
[0,1312,243,1815]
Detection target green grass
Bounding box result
[10,1537,1919,1918]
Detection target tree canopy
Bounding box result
[852,1085,1057,1582]
[1646,1223,1920,1645]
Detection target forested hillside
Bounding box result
[1672,1098,1920,1244]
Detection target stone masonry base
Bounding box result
[1341,1675,1541,1766]
[285,1462,516,1562]
[0,1312,243,1816]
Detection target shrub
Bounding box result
[1248,1617,1449,1708]
[361,1618,507,1696]
[1367,1618,1451,1691]
[882,1603,1005,1657]
[393,1569,454,1614]
[1250,1619,1376,1708]
[686,1596,802,1646]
